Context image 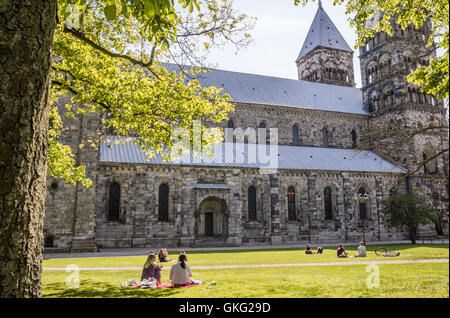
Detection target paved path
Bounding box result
[43,258,449,270]
[44,239,449,260]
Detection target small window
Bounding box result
[292,125,299,145]
[108,182,121,221]
[227,119,234,129]
[248,186,257,221]
[358,188,368,220]
[322,128,329,147]
[351,129,357,148]
[288,187,296,221]
[158,184,169,221]
[324,187,333,220]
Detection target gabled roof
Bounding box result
[164,64,365,115]
[297,1,353,61]
[99,136,406,174]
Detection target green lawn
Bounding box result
[42,244,449,298]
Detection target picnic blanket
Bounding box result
[123,279,206,289]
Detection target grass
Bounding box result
[42,244,449,298]
[42,263,449,298]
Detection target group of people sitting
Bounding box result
[141,249,196,287]
[305,242,367,258]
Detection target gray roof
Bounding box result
[297,1,353,60]
[164,64,365,115]
[100,136,405,174]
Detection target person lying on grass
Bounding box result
[158,248,173,262]
[305,244,324,255]
[337,244,348,258]
[141,252,162,284]
[352,242,367,257]
[170,253,193,287]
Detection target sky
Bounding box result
[204,0,362,88]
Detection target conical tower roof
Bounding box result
[297,1,352,61]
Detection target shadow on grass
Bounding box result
[43,281,195,298]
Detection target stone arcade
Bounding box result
[44,3,449,251]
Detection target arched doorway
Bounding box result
[196,197,229,239]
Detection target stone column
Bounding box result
[226,169,242,246]
[71,113,100,252]
[307,173,317,230]
[341,173,352,242]
[180,168,195,245]
[270,173,282,244]
[132,168,147,247]
[375,176,384,241]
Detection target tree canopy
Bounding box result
[50,0,255,186]
[382,191,438,243]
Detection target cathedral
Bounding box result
[44,3,449,252]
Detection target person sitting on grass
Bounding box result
[158,248,173,262]
[170,253,192,287]
[352,242,367,257]
[337,244,348,258]
[305,243,314,254]
[141,252,162,284]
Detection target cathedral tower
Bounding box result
[360,19,449,235]
[296,1,355,87]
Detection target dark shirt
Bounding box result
[337,247,345,256]
[141,264,161,282]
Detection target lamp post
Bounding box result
[354,192,369,245]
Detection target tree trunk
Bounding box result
[0,0,57,297]
[408,227,417,244]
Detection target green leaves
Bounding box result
[382,192,437,232]
[104,0,119,20]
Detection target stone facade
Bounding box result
[43,8,448,252]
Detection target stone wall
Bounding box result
[94,163,408,248]
[296,47,355,87]
[222,103,366,149]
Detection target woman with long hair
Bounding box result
[158,248,173,262]
[169,253,192,287]
[141,253,162,283]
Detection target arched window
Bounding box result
[248,186,257,221]
[423,152,429,174]
[292,125,299,145]
[358,188,368,220]
[322,128,329,147]
[287,187,296,221]
[324,187,333,220]
[227,119,234,129]
[258,122,267,144]
[158,184,169,221]
[351,129,358,148]
[108,182,121,221]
